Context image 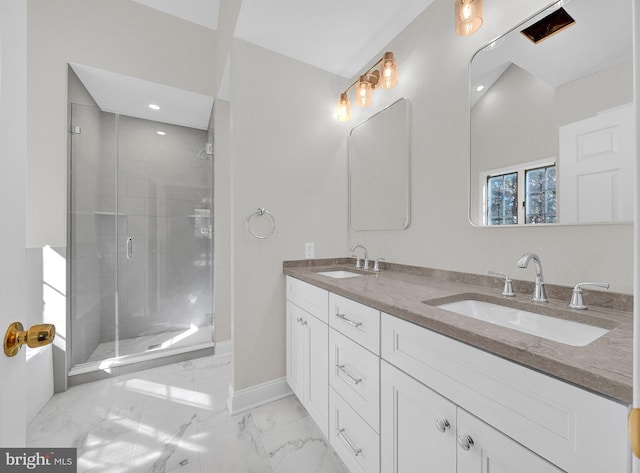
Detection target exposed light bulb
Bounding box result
[455,0,483,36]
[337,93,352,122]
[355,76,372,107]
[461,3,472,20]
[380,52,398,89]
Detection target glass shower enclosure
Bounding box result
[69,103,214,374]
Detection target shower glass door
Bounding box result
[69,103,214,371]
[115,115,213,357]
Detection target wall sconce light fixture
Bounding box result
[337,52,398,122]
[455,0,483,36]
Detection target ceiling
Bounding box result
[133,0,434,79]
[76,0,434,128]
[232,0,434,78]
[70,63,215,130]
[77,0,633,127]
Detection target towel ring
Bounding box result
[246,208,276,239]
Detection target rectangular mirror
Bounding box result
[349,98,411,230]
[469,0,634,226]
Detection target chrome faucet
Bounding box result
[517,253,548,302]
[350,244,369,270]
[568,282,609,310]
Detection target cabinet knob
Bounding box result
[457,434,474,451]
[435,418,450,433]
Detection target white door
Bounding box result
[456,409,563,473]
[559,104,635,223]
[381,361,456,473]
[0,0,28,447]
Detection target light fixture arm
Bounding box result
[340,56,386,96]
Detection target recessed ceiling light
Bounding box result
[476,85,485,92]
[156,131,166,136]
[148,104,160,110]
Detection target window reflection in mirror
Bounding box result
[469,0,634,226]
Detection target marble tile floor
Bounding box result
[27,355,349,473]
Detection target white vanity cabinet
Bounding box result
[328,293,381,473]
[381,313,629,473]
[285,277,329,438]
[284,275,630,473]
[381,360,563,473]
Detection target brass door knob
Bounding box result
[3,322,56,357]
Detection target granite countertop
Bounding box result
[283,258,633,404]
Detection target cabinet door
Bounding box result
[381,361,456,473]
[456,409,564,473]
[286,301,305,401]
[305,312,329,438]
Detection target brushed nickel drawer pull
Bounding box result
[336,363,363,385]
[335,308,363,328]
[336,428,362,457]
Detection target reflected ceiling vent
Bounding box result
[521,7,575,44]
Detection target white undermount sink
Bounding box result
[436,299,609,347]
[316,270,363,279]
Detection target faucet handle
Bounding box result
[373,258,386,272]
[568,282,609,310]
[351,254,362,269]
[488,271,516,297]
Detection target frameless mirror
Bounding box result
[470,0,634,226]
[349,98,411,230]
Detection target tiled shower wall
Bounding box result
[70,105,212,367]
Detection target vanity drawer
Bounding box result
[329,387,380,473]
[329,328,380,433]
[286,276,329,323]
[329,293,380,355]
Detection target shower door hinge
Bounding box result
[206,313,215,325]
[71,125,81,134]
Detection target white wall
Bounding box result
[213,100,232,344]
[228,39,349,391]
[21,0,635,402]
[222,0,634,395]
[345,0,633,294]
[26,0,217,247]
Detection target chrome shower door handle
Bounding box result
[126,237,133,259]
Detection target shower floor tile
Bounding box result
[27,354,349,473]
[85,327,213,364]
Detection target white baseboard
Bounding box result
[227,377,292,415]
